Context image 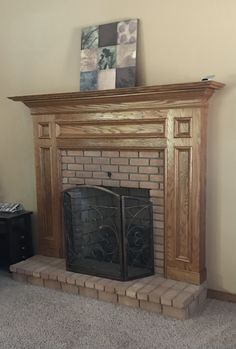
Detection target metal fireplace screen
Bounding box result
[63,185,154,281]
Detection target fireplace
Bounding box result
[63,185,154,280]
[9,81,225,285]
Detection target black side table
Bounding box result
[0,210,33,267]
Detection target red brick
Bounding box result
[44,279,61,290]
[118,295,139,307]
[68,164,83,171]
[140,300,161,313]
[154,259,164,268]
[154,221,164,229]
[75,274,91,287]
[162,305,189,319]
[152,200,164,208]
[75,157,91,164]
[62,170,75,177]
[149,280,176,303]
[136,284,158,301]
[120,151,138,158]
[110,173,128,180]
[111,158,129,165]
[84,151,101,157]
[84,164,101,171]
[130,158,149,166]
[119,165,137,173]
[105,280,122,293]
[150,159,164,166]
[173,291,193,309]
[120,180,139,188]
[161,288,180,306]
[156,251,164,260]
[68,178,85,185]
[155,266,164,274]
[153,213,164,221]
[28,276,44,287]
[139,167,158,174]
[154,235,164,244]
[85,276,101,289]
[102,179,120,187]
[115,280,136,296]
[93,157,110,164]
[140,182,159,189]
[79,286,98,299]
[151,199,163,207]
[93,171,108,179]
[67,150,83,156]
[102,151,119,157]
[98,291,118,304]
[139,151,158,158]
[62,178,68,184]
[126,279,150,298]
[76,171,92,178]
[62,156,75,164]
[101,165,118,172]
[130,174,148,181]
[85,178,102,186]
[154,244,164,252]
[153,206,164,214]
[150,190,164,198]
[57,271,75,283]
[150,175,164,182]
[94,278,112,291]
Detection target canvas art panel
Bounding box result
[80,19,138,91]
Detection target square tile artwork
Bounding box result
[80,19,138,91]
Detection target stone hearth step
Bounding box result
[10,255,207,320]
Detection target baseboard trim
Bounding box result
[208,289,236,303]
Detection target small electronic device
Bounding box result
[0,202,24,213]
[201,75,215,81]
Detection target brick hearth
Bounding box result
[10,255,207,320]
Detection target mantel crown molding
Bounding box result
[8,81,224,110]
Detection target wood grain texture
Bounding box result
[10,82,224,283]
[9,81,224,108]
[175,146,192,263]
[208,289,236,303]
[55,120,166,139]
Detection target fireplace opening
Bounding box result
[63,185,154,281]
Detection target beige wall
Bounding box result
[0,0,235,293]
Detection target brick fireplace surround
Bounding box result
[9,81,224,319]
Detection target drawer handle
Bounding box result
[20,235,25,239]
[21,246,25,250]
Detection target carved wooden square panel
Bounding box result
[38,123,51,139]
[174,118,192,138]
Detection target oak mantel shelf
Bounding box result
[9,81,224,109]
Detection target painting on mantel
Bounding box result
[80,19,138,91]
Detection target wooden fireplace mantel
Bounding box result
[9,81,224,284]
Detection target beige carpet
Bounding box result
[0,270,236,349]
